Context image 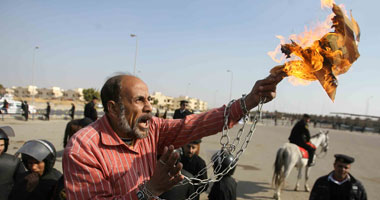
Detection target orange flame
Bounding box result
[321,0,335,9]
[269,0,360,101]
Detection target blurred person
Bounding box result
[63,73,283,199]
[22,101,29,121]
[173,100,192,119]
[0,126,25,200]
[63,117,93,147]
[181,140,207,200]
[9,139,62,200]
[309,154,367,200]
[45,102,51,121]
[288,114,316,166]
[208,150,237,200]
[69,103,75,120]
[84,96,98,121]
[1,99,9,114]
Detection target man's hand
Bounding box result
[245,72,286,110]
[145,145,184,196]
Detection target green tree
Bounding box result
[82,88,100,102]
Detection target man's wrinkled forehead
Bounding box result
[120,76,149,98]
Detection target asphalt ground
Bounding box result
[1,118,379,200]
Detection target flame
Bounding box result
[269,1,360,101]
[321,0,335,9]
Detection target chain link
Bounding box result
[175,96,266,200]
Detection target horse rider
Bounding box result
[288,114,316,166]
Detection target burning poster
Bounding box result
[269,0,360,101]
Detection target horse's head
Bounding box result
[311,130,329,153]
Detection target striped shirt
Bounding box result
[63,100,243,200]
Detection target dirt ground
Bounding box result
[1,118,379,200]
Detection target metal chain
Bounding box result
[176,96,266,200]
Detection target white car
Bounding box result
[0,100,36,114]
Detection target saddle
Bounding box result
[298,142,316,159]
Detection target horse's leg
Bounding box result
[304,166,311,192]
[294,164,302,191]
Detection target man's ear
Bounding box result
[107,101,118,117]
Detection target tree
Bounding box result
[82,88,100,102]
[0,84,5,96]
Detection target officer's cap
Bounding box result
[334,154,355,164]
[180,100,188,104]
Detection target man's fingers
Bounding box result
[166,151,179,167]
[159,145,175,165]
[257,84,277,93]
[168,173,184,188]
[168,162,182,178]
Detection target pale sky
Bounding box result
[1,0,379,116]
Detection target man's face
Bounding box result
[27,157,45,176]
[0,139,5,155]
[333,160,351,181]
[183,143,199,158]
[180,102,188,110]
[305,118,311,123]
[117,77,153,139]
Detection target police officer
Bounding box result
[181,140,207,200]
[84,96,98,121]
[173,100,193,119]
[309,154,367,200]
[9,139,62,200]
[208,150,237,200]
[289,114,316,166]
[0,126,25,200]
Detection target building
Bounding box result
[172,96,208,112]
[150,92,174,110]
[52,87,63,98]
[63,89,82,101]
[12,86,31,98]
[36,88,54,99]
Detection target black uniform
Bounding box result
[173,109,192,119]
[289,119,315,165]
[181,154,208,200]
[9,168,62,200]
[159,169,195,200]
[46,104,51,120]
[69,104,75,119]
[208,176,237,200]
[309,172,367,200]
[84,101,97,121]
[22,102,29,121]
[0,153,25,200]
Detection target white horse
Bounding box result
[272,130,329,200]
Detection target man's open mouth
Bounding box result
[137,114,152,130]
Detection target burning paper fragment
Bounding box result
[269,3,360,101]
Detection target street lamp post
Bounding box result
[130,34,138,75]
[365,96,373,115]
[227,70,233,101]
[31,46,39,118]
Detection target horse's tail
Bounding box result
[272,147,287,188]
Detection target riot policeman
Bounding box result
[0,126,25,200]
[9,139,62,200]
[208,150,237,200]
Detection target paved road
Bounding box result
[1,119,379,199]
